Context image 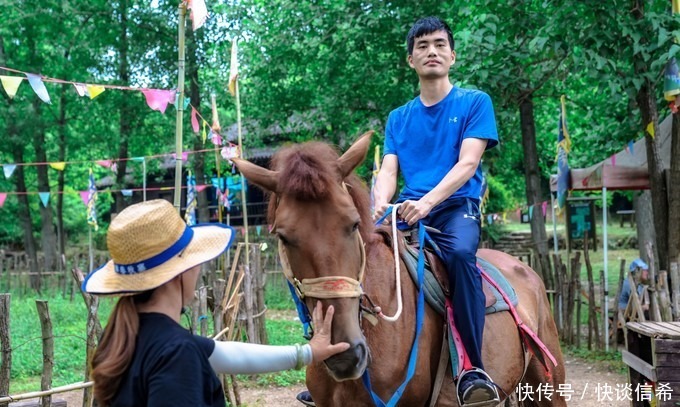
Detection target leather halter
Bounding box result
[277,233,366,299]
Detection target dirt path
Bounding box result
[28,354,628,407]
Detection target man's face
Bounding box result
[408,30,455,80]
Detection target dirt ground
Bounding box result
[15,355,629,407]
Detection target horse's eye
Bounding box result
[352,222,360,232]
[277,233,290,245]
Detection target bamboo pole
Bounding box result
[0,294,10,407]
[0,382,93,403]
[210,94,224,225]
[173,2,187,211]
[234,68,251,280]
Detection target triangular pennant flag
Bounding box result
[646,121,655,138]
[0,76,23,99]
[96,160,112,168]
[73,83,88,97]
[196,184,207,192]
[141,89,176,114]
[39,192,51,207]
[202,121,207,143]
[87,85,106,100]
[26,73,51,104]
[628,140,635,155]
[529,206,534,220]
[541,201,548,217]
[49,162,66,171]
[80,191,89,206]
[228,40,239,96]
[3,164,16,179]
[256,225,262,236]
[189,0,208,31]
[121,189,133,197]
[131,156,145,163]
[0,193,7,208]
[172,152,189,161]
[191,107,200,134]
[221,145,239,161]
[209,130,223,146]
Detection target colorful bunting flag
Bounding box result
[196,184,207,193]
[646,121,655,138]
[529,206,534,220]
[228,40,239,96]
[0,76,23,99]
[628,140,634,155]
[141,89,176,114]
[185,171,197,226]
[210,130,223,146]
[38,192,50,207]
[87,85,106,100]
[26,73,51,104]
[96,160,112,168]
[0,193,6,208]
[220,145,239,161]
[202,121,207,143]
[541,201,547,217]
[189,0,208,31]
[79,191,89,206]
[49,162,66,171]
[73,83,88,97]
[3,164,16,179]
[121,189,133,197]
[191,107,200,134]
[87,168,98,231]
[172,152,189,161]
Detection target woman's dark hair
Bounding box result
[91,290,154,406]
[406,16,454,55]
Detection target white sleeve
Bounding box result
[208,340,313,374]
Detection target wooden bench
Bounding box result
[623,322,680,406]
[616,209,636,227]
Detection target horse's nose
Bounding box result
[324,339,369,381]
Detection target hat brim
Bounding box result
[83,223,234,295]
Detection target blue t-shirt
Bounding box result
[384,87,499,204]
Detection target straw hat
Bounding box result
[83,199,234,295]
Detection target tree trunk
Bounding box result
[669,113,680,264]
[632,0,670,273]
[57,84,68,258]
[115,0,131,215]
[187,27,210,222]
[518,93,551,285]
[635,190,657,262]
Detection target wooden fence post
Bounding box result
[36,300,53,407]
[671,262,680,321]
[0,294,10,407]
[583,232,600,350]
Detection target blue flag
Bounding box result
[185,171,197,226]
[556,96,571,210]
[87,168,98,230]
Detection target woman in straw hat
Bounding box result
[83,199,349,407]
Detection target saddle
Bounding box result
[379,226,518,317]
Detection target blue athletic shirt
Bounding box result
[384,86,499,204]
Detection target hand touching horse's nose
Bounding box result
[309,302,350,362]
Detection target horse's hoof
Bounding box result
[296,390,316,406]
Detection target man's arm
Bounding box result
[373,154,399,220]
[398,138,488,225]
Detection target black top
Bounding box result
[110,312,225,407]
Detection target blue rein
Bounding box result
[361,206,427,407]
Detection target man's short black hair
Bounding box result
[407,16,454,55]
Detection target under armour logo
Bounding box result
[449,117,458,123]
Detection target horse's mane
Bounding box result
[266,142,373,240]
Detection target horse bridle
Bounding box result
[277,233,366,300]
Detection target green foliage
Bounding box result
[563,345,626,375]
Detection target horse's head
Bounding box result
[234,131,374,381]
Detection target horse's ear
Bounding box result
[232,158,279,193]
[337,130,374,178]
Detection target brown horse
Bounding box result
[234,132,566,407]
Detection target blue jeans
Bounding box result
[421,197,485,370]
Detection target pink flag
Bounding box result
[189,0,208,31]
[191,107,200,134]
[0,193,7,208]
[196,184,207,192]
[172,152,189,161]
[141,89,176,114]
[80,191,89,206]
[96,160,112,168]
[73,83,88,97]
[541,201,547,217]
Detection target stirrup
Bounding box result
[456,368,501,407]
[296,390,316,407]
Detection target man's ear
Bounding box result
[407,54,414,69]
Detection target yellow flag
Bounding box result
[646,121,655,138]
[0,76,23,99]
[49,162,66,171]
[202,121,207,144]
[228,40,239,96]
[87,85,106,100]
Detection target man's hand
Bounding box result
[373,203,392,223]
[398,199,433,225]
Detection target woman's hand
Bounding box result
[308,301,350,362]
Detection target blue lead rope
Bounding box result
[361,220,427,407]
[287,281,313,340]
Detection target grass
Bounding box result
[563,344,627,375]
